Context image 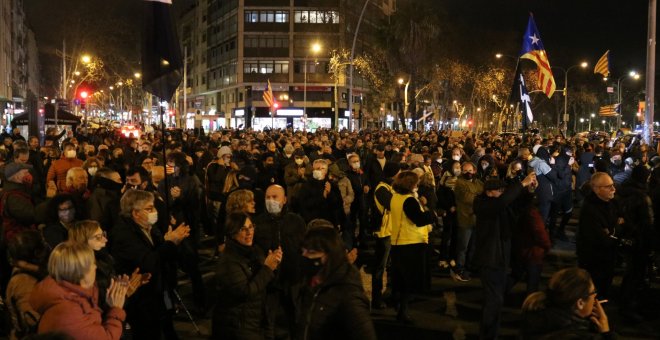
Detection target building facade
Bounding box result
[178,0,393,131]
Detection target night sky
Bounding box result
[23,0,652,95]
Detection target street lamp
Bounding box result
[304,42,322,131]
[616,71,641,129]
[81,55,91,64]
[397,77,410,128]
[134,72,141,79]
[602,119,607,131]
[589,113,595,131]
[553,62,588,136]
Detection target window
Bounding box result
[245,10,289,23]
[244,60,289,74]
[245,11,258,23]
[294,10,339,24]
[245,36,288,49]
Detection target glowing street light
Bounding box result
[134,72,141,79]
[81,55,91,64]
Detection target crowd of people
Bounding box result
[0,124,657,339]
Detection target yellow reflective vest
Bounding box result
[390,193,431,246]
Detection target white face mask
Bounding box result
[65,150,77,158]
[436,158,442,163]
[295,158,304,165]
[265,199,282,214]
[351,162,360,170]
[452,155,461,161]
[147,211,158,225]
[481,164,489,170]
[88,167,98,176]
[313,169,325,180]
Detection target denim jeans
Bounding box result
[371,236,391,302]
[456,227,473,269]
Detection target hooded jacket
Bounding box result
[30,276,125,340]
[295,262,376,340]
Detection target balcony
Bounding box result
[244,23,289,33]
[243,73,288,83]
[244,47,289,58]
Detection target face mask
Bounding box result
[58,208,75,223]
[452,169,462,176]
[313,169,325,180]
[463,173,474,180]
[436,158,442,164]
[452,155,461,161]
[147,211,158,225]
[481,164,489,170]
[65,150,76,158]
[301,256,323,277]
[351,162,360,170]
[295,158,304,165]
[88,167,98,177]
[265,199,282,214]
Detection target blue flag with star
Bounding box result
[519,14,556,98]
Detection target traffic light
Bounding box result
[468,119,474,127]
[80,91,89,99]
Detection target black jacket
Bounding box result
[253,210,307,289]
[577,193,620,265]
[110,216,178,323]
[471,182,523,270]
[296,178,342,225]
[522,306,616,340]
[295,262,376,340]
[615,180,653,250]
[212,239,273,340]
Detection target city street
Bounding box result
[173,213,660,340]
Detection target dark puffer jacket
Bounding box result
[295,262,376,340]
[212,239,273,340]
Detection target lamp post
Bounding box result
[580,117,585,131]
[616,71,641,130]
[589,113,595,131]
[304,42,322,131]
[398,77,410,129]
[552,62,588,136]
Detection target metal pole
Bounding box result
[645,0,656,144]
[563,70,568,136]
[348,0,370,132]
[304,56,307,131]
[183,47,187,129]
[618,77,622,131]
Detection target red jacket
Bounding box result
[513,207,551,265]
[30,276,125,340]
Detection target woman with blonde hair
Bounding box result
[29,241,129,339]
[68,220,149,310]
[225,189,256,215]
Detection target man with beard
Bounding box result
[253,185,307,339]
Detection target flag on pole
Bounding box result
[599,103,620,116]
[520,14,556,98]
[142,0,183,100]
[516,71,534,125]
[594,50,610,77]
[263,79,275,109]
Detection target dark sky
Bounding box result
[23,0,652,94]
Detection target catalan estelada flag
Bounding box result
[599,103,620,117]
[594,50,610,77]
[263,79,274,109]
[520,14,556,98]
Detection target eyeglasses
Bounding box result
[583,289,598,299]
[595,184,615,190]
[92,231,107,241]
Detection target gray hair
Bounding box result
[120,190,155,217]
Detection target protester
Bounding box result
[295,225,376,340]
[30,242,128,340]
[212,212,282,339]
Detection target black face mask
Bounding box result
[300,256,323,277]
[463,173,474,180]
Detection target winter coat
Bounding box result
[616,180,654,251]
[0,181,36,242]
[528,157,559,204]
[576,151,595,188]
[295,262,376,340]
[30,276,125,340]
[88,178,122,231]
[212,239,273,340]
[110,216,178,325]
[454,176,484,228]
[552,155,573,194]
[471,182,524,270]
[522,306,617,340]
[296,178,342,225]
[512,206,551,266]
[46,157,83,192]
[577,193,620,265]
[253,210,307,288]
[6,268,40,340]
[336,177,354,215]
